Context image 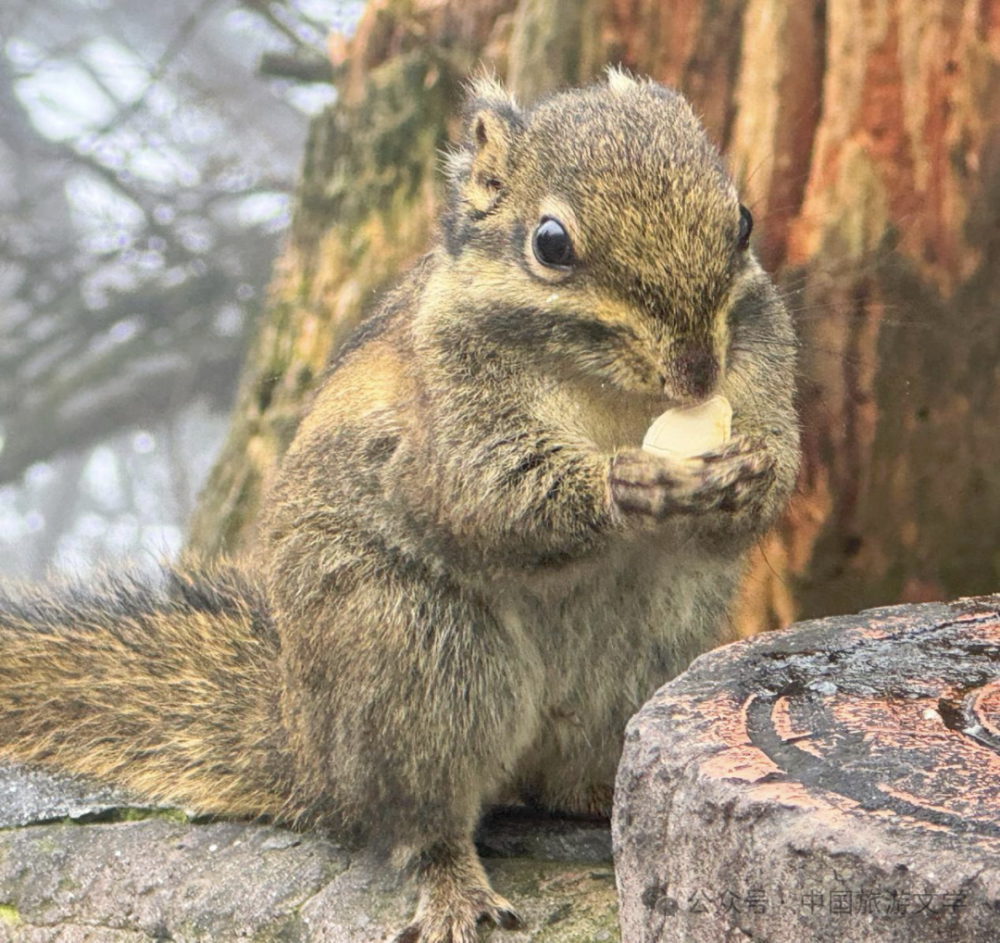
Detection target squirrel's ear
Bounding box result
[605,64,641,94]
[447,75,523,215]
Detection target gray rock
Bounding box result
[612,595,1000,943]
[0,767,618,942]
[0,763,138,829]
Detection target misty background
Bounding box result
[0,0,362,579]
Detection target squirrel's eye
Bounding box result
[737,204,753,251]
[533,218,574,268]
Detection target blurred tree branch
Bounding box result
[258,51,336,83]
[0,0,312,490]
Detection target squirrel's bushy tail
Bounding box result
[0,563,293,820]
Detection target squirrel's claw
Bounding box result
[389,890,524,943]
[491,902,527,930]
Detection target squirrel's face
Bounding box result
[437,71,765,405]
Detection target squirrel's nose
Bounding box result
[672,345,719,401]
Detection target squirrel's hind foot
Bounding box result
[390,895,522,943]
[389,837,524,942]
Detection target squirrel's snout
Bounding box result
[668,344,719,402]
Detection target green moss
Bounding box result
[298,49,454,246]
[253,918,308,943]
[71,806,189,825]
[825,144,889,260]
[57,876,78,895]
[187,41,462,556]
[0,904,20,926]
[530,910,620,943]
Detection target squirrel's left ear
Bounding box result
[447,75,523,215]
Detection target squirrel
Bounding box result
[0,70,799,943]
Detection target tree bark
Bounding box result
[188,0,1000,632]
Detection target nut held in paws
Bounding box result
[641,394,733,459]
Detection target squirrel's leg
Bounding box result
[274,569,542,942]
[368,579,539,941]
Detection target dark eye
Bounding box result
[533,218,574,268]
[737,204,753,251]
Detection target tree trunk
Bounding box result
[188,0,1000,633]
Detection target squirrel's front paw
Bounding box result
[610,436,774,519]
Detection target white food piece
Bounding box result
[642,394,733,459]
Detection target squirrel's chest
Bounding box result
[490,536,728,692]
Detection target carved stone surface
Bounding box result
[613,595,1000,943]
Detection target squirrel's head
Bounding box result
[434,69,765,404]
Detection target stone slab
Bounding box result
[613,595,1000,943]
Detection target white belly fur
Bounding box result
[486,529,743,800]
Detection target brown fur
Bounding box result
[0,566,291,817]
[0,71,800,942]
